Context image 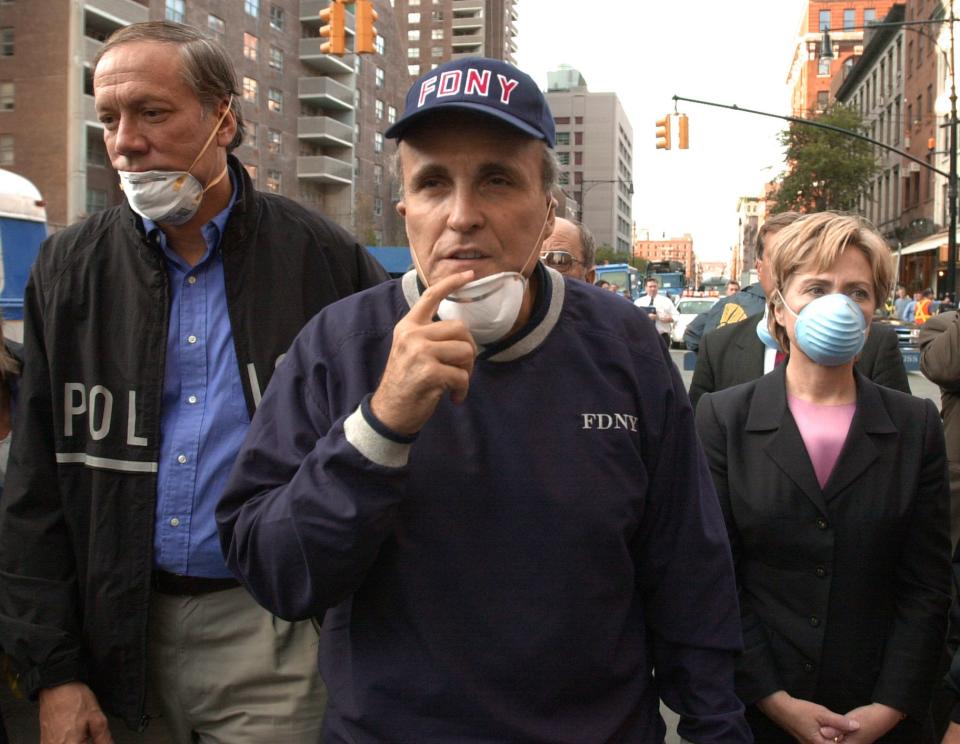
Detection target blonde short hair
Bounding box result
[765,212,894,353]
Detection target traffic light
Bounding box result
[678,114,689,149]
[655,115,671,150]
[356,0,379,54]
[319,1,346,56]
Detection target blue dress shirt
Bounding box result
[146,177,246,578]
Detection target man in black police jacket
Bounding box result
[0,21,385,743]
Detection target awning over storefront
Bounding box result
[898,231,947,256]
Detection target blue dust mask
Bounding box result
[777,290,867,367]
[755,307,780,350]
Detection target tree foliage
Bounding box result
[771,105,879,214]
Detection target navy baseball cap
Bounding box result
[385,57,555,147]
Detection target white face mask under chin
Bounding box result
[436,271,527,345]
[426,203,554,346]
[118,97,233,226]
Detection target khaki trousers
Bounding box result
[146,587,325,744]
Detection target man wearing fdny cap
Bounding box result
[217,57,750,743]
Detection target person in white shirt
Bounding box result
[635,278,678,346]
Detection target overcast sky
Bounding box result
[515,0,808,261]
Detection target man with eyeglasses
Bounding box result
[540,217,596,283]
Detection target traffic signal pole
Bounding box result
[671,94,950,179]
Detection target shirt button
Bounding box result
[816,518,828,530]
[187,394,198,405]
[815,566,827,578]
[187,276,197,285]
[187,334,198,344]
[169,517,180,527]
[803,662,815,673]
[177,454,188,464]
[809,616,821,627]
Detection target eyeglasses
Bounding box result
[540,250,584,272]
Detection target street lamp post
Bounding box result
[821,7,958,296]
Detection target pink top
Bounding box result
[787,394,856,489]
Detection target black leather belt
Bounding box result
[152,570,240,596]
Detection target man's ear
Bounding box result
[396,199,406,218]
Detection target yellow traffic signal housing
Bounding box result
[678,114,689,149]
[356,0,379,54]
[319,1,346,56]
[655,115,671,150]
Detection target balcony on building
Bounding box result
[299,37,355,75]
[452,15,483,32]
[297,155,353,184]
[84,95,101,129]
[297,115,354,148]
[298,76,354,110]
[84,0,149,27]
[451,31,484,47]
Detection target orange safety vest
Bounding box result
[915,298,933,324]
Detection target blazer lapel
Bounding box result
[821,371,896,501]
[747,364,830,518]
[735,318,766,380]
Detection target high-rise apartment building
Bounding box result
[0,0,406,242]
[545,66,633,254]
[786,0,895,117]
[392,0,517,79]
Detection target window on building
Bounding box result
[165,0,185,23]
[243,33,258,61]
[408,64,420,76]
[864,8,876,25]
[268,87,282,113]
[374,164,383,185]
[557,152,570,165]
[267,128,281,154]
[408,12,420,23]
[270,4,285,30]
[554,116,570,125]
[431,46,443,57]
[375,35,384,54]
[207,14,225,39]
[0,82,14,111]
[409,0,419,4]
[87,139,106,166]
[575,131,583,145]
[556,132,570,146]
[0,134,12,164]
[245,163,258,182]
[246,125,257,148]
[574,171,583,185]
[269,45,283,71]
[818,57,831,76]
[242,76,258,102]
[0,28,13,57]
[375,67,384,88]
[408,29,420,41]
[374,132,383,153]
[266,168,281,193]
[819,9,830,31]
[374,197,382,217]
[558,172,569,186]
[387,105,397,124]
[816,90,829,111]
[575,151,583,165]
[432,10,444,21]
[432,29,444,39]
[843,8,855,30]
[86,188,106,214]
[375,99,384,120]
[407,47,418,59]
[245,0,259,18]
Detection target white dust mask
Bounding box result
[426,202,554,346]
[119,97,233,225]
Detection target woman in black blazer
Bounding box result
[696,212,952,744]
